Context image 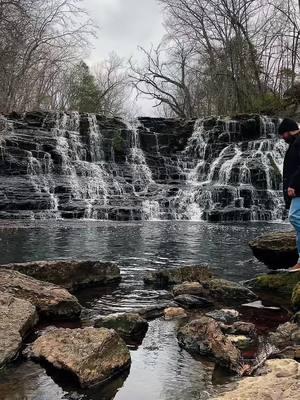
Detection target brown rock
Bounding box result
[173,282,205,297]
[164,307,187,320]
[177,316,242,373]
[0,269,81,320]
[0,260,121,291]
[214,359,300,399]
[0,293,38,367]
[28,327,131,388]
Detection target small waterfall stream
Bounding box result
[0,112,286,221]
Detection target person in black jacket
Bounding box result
[279,118,300,271]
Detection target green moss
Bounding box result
[292,283,300,309]
[252,272,300,296]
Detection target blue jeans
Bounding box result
[289,197,300,263]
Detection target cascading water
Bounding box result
[0,112,287,222]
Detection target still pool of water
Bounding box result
[0,220,291,400]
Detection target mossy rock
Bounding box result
[292,283,300,310]
[249,231,297,269]
[112,133,126,153]
[247,272,300,299]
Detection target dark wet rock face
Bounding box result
[0,269,81,320]
[249,231,297,269]
[177,316,242,373]
[0,260,121,291]
[27,327,131,388]
[0,293,38,368]
[94,313,148,339]
[0,112,285,222]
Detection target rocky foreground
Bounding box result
[0,251,300,397]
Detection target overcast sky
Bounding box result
[83,0,166,115]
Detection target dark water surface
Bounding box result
[0,220,291,400]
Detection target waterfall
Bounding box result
[0,112,287,222]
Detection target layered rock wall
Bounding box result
[0,112,286,221]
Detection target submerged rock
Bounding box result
[206,309,240,325]
[249,231,297,269]
[144,265,213,287]
[0,293,38,368]
[174,294,213,309]
[28,327,131,388]
[0,269,81,320]
[203,279,256,305]
[94,313,148,339]
[0,260,121,291]
[214,359,300,399]
[177,316,242,373]
[164,307,187,320]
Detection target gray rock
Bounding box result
[0,269,81,320]
[0,260,121,291]
[94,313,148,338]
[206,309,240,324]
[174,295,213,309]
[203,279,257,305]
[0,293,38,368]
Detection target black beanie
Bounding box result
[278,118,299,135]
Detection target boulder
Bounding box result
[0,260,121,291]
[164,307,187,320]
[213,359,300,400]
[177,317,242,373]
[173,282,205,297]
[94,313,148,339]
[246,272,300,300]
[0,293,38,368]
[174,294,213,309]
[249,231,297,269]
[28,327,131,388]
[138,303,177,320]
[0,269,81,320]
[206,309,240,325]
[203,279,256,305]
[144,265,213,287]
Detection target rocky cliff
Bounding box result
[0,112,286,221]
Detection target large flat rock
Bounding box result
[0,260,121,291]
[28,327,131,388]
[0,269,81,320]
[214,359,300,399]
[0,293,38,368]
[249,231,298,269]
